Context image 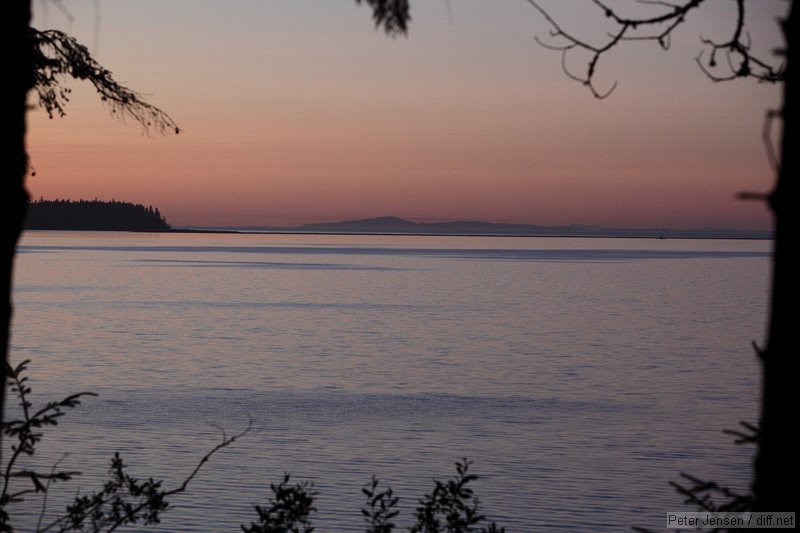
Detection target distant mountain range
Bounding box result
[24,200,770,239]
[201,215,771,240]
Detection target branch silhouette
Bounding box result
[29,28,179,135]
[1,360,251,532]
[527,0,784,98]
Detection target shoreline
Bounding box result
[24,227,772,240]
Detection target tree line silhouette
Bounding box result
[24,198,171,232]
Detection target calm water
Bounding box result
[9,231,770,531]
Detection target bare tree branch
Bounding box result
[695,1,784,83]
[527,0,784,98]
[161,419,253,500]
[100,419,253,533]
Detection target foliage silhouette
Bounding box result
[240,473,318,533]
[633,422,759,533]
[363,475,400,533]
[409,459,504,533]
[0,360,93,528]
[0,360,250,532]
[355,0,411,36]
[2,362,505,531]
[29,28,179,135]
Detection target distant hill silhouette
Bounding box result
[25,199,171,232]
[289,216,770,239]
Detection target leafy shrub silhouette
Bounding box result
[1,361,506,532]
[363,475,399,532]
[241,473,317,533]
[1,360,248,532]
[410,459,504,533]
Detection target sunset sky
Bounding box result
[26,1,785,229]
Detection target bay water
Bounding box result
[9,231,770,531]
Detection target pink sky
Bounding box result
[26,1,784,229]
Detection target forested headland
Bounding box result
[24,198,172,232]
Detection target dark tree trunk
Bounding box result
[753,0,798,513]
[1,2,33,430]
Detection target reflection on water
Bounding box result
[9,231,769,531]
